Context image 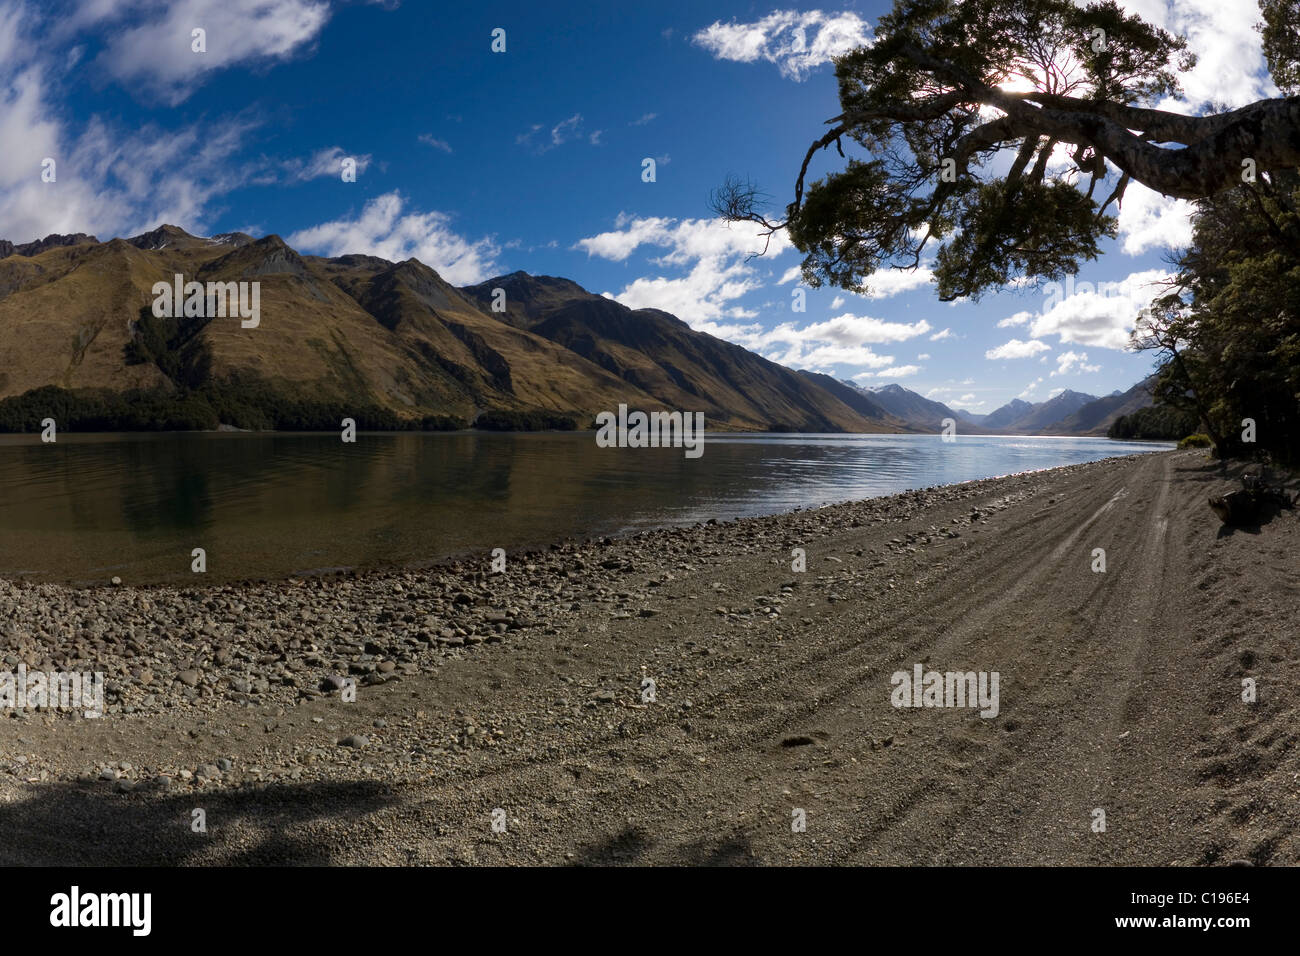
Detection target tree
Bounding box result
[714,0,1300,302]
[1130,168,1300,464]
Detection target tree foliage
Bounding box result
[715,0,1300,302]
[1106,403,1199,441]
[714,0,1300,464]
[0,381,578,433]
[1260,0,1300,94]
[1132,168,1300,465]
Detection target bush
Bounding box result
[475,409,579,431]
[0,382,568,433]
[1108,404,1200,441]
[1178,433,1214,449]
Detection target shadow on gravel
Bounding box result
[569,825,758,866]
[0,779,398,865]
[1212,498,1294,538]
[1173,456,1298,537]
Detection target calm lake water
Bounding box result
[0,431,1171,584]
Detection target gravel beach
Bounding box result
[1,449,1296,865]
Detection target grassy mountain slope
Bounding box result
[0,227,898,432]
[463,272,896,432]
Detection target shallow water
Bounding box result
[0,431,1171,583]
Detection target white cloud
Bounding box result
[418,134,453,154]
[986,338,1051,360]
[288,146,371,181]
[742,317,901,371]
[860,267,935,299]
[917,352,930,360]
[997,310,1033,328]
[92,0,334,105]
[629,112,657,126]
[929,328,953,341]
[517,113,591,152]
[830,295,845,309]
[0,0,381,240]
[692,9,871,80]
[1051,351,1102,376]
[1018,377,1045,399]
[1107,0,1276,112]
[550,114,582,146]
[1029,269,1170,349]
[576,214,792,322]
[1089,2,1271,253]
[287,191,500,285]
[875,364,921,378]
[674,309,925,374]
[1113,184,1195,255]
[790,313,931,345]
[0,21,259,244]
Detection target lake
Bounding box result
[0,431,1171,584]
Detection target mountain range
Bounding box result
[0,226,1151,435]
[855,380,1156,437]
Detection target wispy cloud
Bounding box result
[284,145,371,181]
[576,213,793,323]
[692,9,871,80]
[874,364,921,379]
[0,3,262,243]
[1051,351,1101,376]
[418,134,452,154]
[287,191,500,285]
[1027,269,1171,349]
[985,338,1051,360]
[517,113,591,153]
[89,0,336,106]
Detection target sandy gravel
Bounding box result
[1,448,1296,865]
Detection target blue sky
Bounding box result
[0,0,1278,413]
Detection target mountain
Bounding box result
[462,272,899,432]
[1054,375,1156,435]
[860,383,964,432]
[981,398,1036,430]
[1006,389,1100,433]
[855,382,1006,434]
[795,371,904,428]
[0,226,900,433]
[978,390,1102,433]
[0,232,98,259]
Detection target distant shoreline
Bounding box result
[0,426,1166,439]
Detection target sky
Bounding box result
[0,0,1280,414]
